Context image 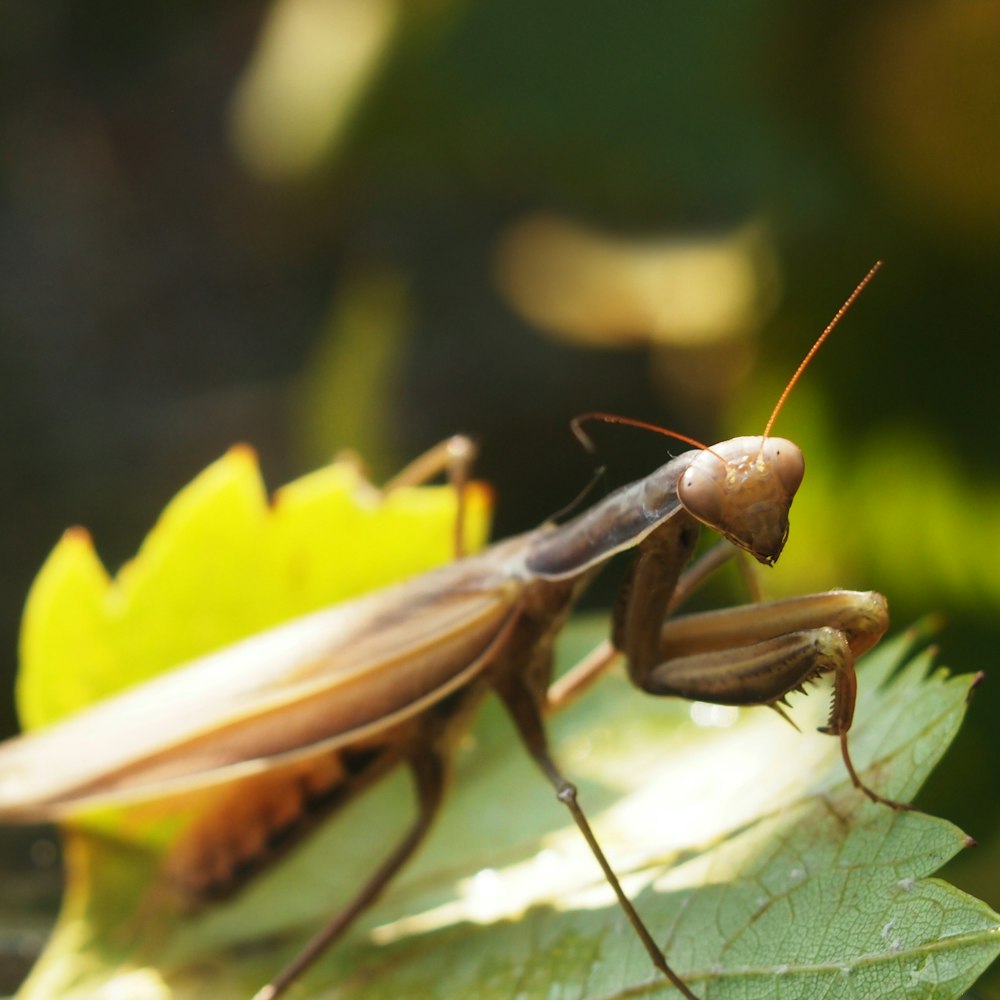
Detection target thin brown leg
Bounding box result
[544,640,621,714]
[666,540,736,614]
[817,658,911,811]
[252,751,446,1000]
[836,731,912,811]
[498,676,700,1000]
[383,435,478,558]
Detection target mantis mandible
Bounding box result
[0,263,898,1000]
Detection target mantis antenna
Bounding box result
[762,260,883,439]
[571,260,883,460]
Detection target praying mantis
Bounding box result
[0,263,900,1000]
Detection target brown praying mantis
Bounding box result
[0,263,899,1000]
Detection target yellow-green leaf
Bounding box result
[17,447,491,730]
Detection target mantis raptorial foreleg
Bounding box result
[586,502,903,807]
[629,563,900,806]
[545,540,741,713]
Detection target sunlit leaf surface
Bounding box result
[15,614,999,999]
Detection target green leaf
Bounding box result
[16,620,999,999]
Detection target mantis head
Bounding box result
[678,261,881,566]
[677,436,804,566]
[570,262,880,568]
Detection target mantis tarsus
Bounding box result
[0,263,899,1000]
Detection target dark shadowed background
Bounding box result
[1,1,998,995]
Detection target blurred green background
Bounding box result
[1,0,998,995]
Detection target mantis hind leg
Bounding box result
[384,435,478,558]
[253,749,447,1000]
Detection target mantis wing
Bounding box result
[0,546,527,819]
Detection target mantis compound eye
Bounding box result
[677,452,726,538]
[761,436,805,498]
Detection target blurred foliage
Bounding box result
[0,0,998,995]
